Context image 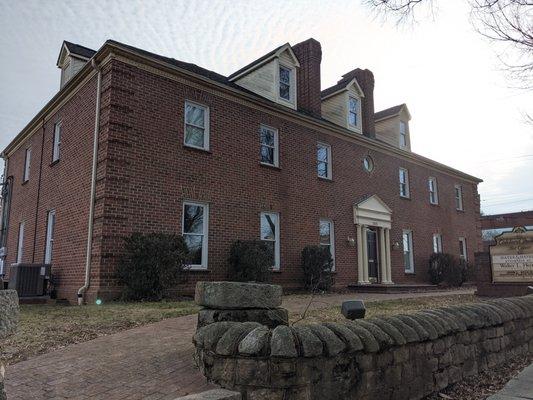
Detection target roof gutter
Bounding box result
[77,58,102,305]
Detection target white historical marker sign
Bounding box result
[491,227,533,283]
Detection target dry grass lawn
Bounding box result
[0,300,199,365]
[289,293,479,324]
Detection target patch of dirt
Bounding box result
[425,355,533,399]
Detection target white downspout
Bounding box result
[78,59,102,305]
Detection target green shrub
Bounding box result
[301,245,334,292]
[228,240,273,282]
[116,233,189,301]
[428,253,469,287]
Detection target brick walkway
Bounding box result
[4,288,474,399]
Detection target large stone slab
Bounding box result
[195,282,282,310]
[0,290,19,340]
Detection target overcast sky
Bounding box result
[1,0,532,214]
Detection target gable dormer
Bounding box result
[374,104,412,151]
[229,44,300,110]
[321,77,365,134]
[57,41,96,89]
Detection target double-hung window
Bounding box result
[317,143,332,179]
[459,237,467,262]
[455,185,464,211]
[52,122,62,162]
[433,233,443,253]
[260,212,280,270]
[182,201,209,269]
[16,222,25,264]
[260,125,279,167]
[428,177,438,205]
[400,121,407,148]
[184,101,209,150]
[44,210,56,264]
[319,219,335,270]
[399,168,410,198]
[23,147,31,182]
[279,65,292,102]
[403,230,414,273]
[348,96,359,128]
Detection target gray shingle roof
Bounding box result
[374,104,406,121]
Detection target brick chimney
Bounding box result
[292,38,322,117]
[342,68,375,138]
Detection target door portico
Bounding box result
[354,195,393,284]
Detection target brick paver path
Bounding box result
[4,288,474,399]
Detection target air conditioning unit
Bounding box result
[8,263,51,297]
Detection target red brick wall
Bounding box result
[3,57,481,302]
[3,66,113,302]
[94,59,481,298]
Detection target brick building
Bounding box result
[0,38,482,303]
[481,210,533,250]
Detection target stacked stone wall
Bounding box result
[194,295,533,400]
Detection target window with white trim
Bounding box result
[428,177,439,205]
[279,65,293,103]
[44,210,56,264]
[260,125,279,167]
[348,96,359,128]
[459,237,467,262]
[455,185,464,211]
[184,101,209,150]
[433,233,443,253]
[52,122,62,162]
[319,219,335,270]
[182,202,209,269]
[260,212,280,270]
[23,147,31,182]
[403,230,414,273]
[317,143,332,179]
[16,222,25,264]
[399,168,410,198]
[400,121,407,148]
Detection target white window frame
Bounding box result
[455,185,464,211]
[278,63,295,105]
[23,147,31,182]
[319,219,335,271]
[399,168,410,198]
[182,201,209,270]
[399,121,407,149]
[317,142,332,180]
[260,212,280,270]
[347,95,362,131]
[459,237,467,262]
[184,101,210,151]
[52,122,62,162]
[403,230,414,273]
[16,222,25,264]
[433,233,443,253]
[259,125,279,167]
[44,210,56,264]
[428,177,439,205]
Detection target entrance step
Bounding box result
[346,283,475,293]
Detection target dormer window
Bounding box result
[348,97,359,127]
[229,43,299,110]
[400,121,407,148]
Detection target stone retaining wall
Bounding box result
[193,295,533,400]
[0,290,19,400]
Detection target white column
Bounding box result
[361,225,369,283]
[356,224,365,284]
[384,228,393,284]
[379,228,388,284]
